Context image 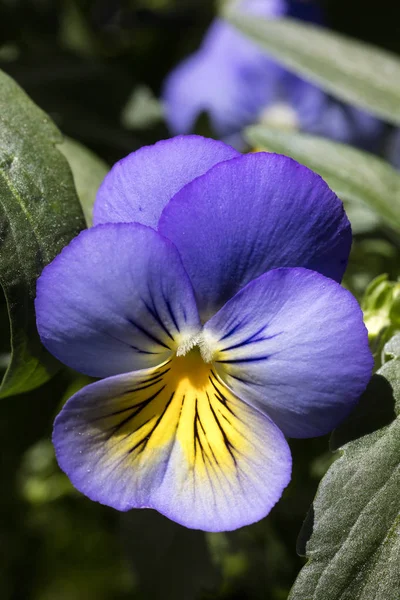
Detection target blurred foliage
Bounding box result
[1,1,400,599]
[246,125,400,233]
[362,274,400,367]
[226,8,400,125]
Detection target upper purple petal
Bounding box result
[93,135,239,228]
[159,152,351,320]
[35,223,200,378]
[203,267,373,438]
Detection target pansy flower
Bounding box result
[162,0,384,151]
[36,136,373,532]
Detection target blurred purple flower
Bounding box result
[162,0,383,150]
[36,136,372,531]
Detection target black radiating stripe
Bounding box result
[219,320,243,341]
[193,398,199,462]
[216,355,269,364]
[219,324,265,351]
[196,400,221,468]
[130,344,159,355]
[143,296,175,342]
[220,330,282,353]
[124,377,164,395]
[105,386,166,439]
[127,318,171,350]
[228,372,254,385]
[95,392,161,421]
[134,391,176,455]
[163,293,180,332]
[207,392,237,465]
[208,375,227,406]
[209,372,246,423]
[122,366,171,395]
[194,398,210,468]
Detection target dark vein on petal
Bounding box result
[208,373,242,421]
[105,386,166,439]
[193,397,199,464]
[136,391,176,454]
[219,321,243,341]
[220,329,281,353]
[127,318,171,350]
[197,402,221,468]
[130,344,159,355]
[143,295,175,341]
[206,392,237,466]
[163,292,180,332]
[216,355,270,364]
[123,377,164,395]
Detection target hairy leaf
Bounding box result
[247,125,400,232]
[0,69,85,398]
[224,10,400,125]
[289,336,400,599]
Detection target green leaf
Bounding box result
[362,275,400,366]
[0,69,85,398]
[246,125,400,232]
[289,338,400,600]
[58,137,109,226]
[223,9,400,125]
[385,334,400,362]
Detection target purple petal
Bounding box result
[159,152,351,320]
[35,223,200,378]
[202,267,373,438]
[162,0,326,139]
[285,76,385,151]
[93,136,239,228]
[162,18,283,137]
[53,358,292,531]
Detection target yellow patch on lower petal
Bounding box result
[94,348,251,479]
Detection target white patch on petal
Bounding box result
[176,330,216,363]
[176,333,202,357]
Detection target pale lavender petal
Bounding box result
[203,267,373,438]
[93,136,239,228]
[36,223,200,377]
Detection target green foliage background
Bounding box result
[0,1,399,599]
